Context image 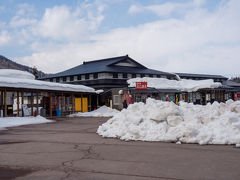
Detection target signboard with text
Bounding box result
[136,82,147,90]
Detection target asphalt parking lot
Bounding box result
[0,117,240,180]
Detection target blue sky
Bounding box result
[0,0,239,77]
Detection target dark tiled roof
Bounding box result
[40,55,174,79]
[176,73,228,80]
[223,80,240,87]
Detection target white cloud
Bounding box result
[17,0,240,77]
[128,5,142,14]
[128,0,206,17]
[10,16,37,27]
[33,4,104,41]
[0,31,12,46]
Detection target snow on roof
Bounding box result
[0,69,35,80]
[127,77,222,92]
[0,69,95,93]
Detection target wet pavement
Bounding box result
[0,117,240,180]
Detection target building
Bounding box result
[176,73,228,83]
[39,55,240,108]
[0,69,96,117]
[40,55,176,90]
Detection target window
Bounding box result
[141,74,145,78]
[113,73,118,78]
[85,74,89,80]
[157,75,161,78]
[123,73,127,78]
[94,73,98,79]
[149,74,153,77]
[50,78,53,82]
[66,76,70,82]
[132,74,136,78]
[77,75,81,80]
[81,75,85,80]
[63,77,66,81]
[56,77,60,82]
[113,95,119,105]
[70,76,74,81]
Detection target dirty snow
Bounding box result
[0,116,54,130]
[69,106,119,117]
[128,77,221,92]
[97,99,240,145]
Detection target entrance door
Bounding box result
[75,98,88,112]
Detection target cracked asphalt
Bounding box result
[0,117,240,180]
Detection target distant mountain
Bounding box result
[0,55,45,78]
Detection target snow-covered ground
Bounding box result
[69,106,119,117]
[128,77,221,92]
[0,116,54,130]
[97,99,240,145]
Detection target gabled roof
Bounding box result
[223,80,240,87]
[176,73,228,80]
[40,55,174,79]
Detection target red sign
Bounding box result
[237,93,240,98]
[136,82,147,89]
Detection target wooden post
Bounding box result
[21,91,24,117]
[71,93,74,113]
[61,93,64,114]
[89,94,91,111]
[4,88,7,117]
[36,91,39,116]
[97,94,99,108]
[49,93,52,118]
[65,96,67,112]
[31,92,33,116]
[17,92,19,117]
[81,93,83,112]
[1,90,3,111]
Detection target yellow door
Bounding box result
[75,98,81,112]
[82,98,88,112]
[75,98,88,112]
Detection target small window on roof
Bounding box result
[149,74,153,77]
[63,77,66,81]
[56,77,60,82]
[113,73,118,78]
[85,74,89,80]
[123,73,127,78]
[77,75,81,80]
[94,73,98,79]
[70,76,74,81]
[50,78,53,82]
[141,74,145,78]
[132,74,136,78]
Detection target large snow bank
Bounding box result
[0,69,95,93]
[97,99,240,145]
[69,106,119,117]
[0,69,35,80]
[128,77,221,92]
[0,116,54,130]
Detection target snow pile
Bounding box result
[97,99,240,145]
[0,69,35,80]
[0,69,95,93]
[69,106,119,117]
[127,77,222,92]
[0,116,54,130]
